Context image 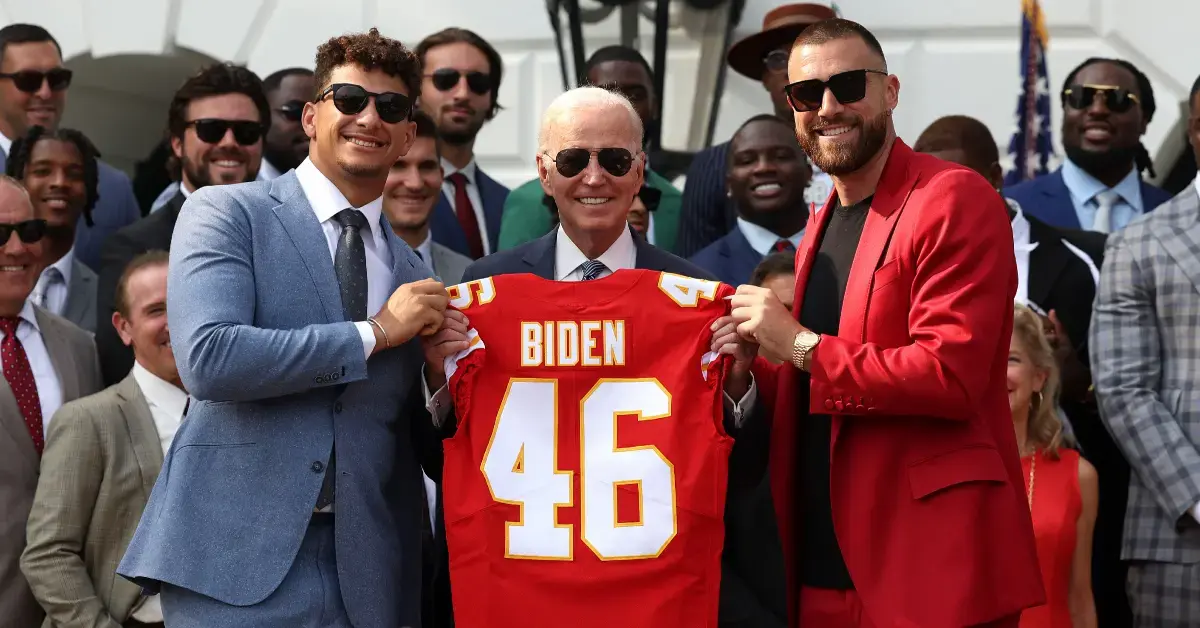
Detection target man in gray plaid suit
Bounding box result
[1089,75,1200,627]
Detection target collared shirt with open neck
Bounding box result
[0,299,63,432]
[413,230,434,267]
[33,246,75,316]
[294,157,393,357]
[130,361,187,456]
[1059,157,1144,231]
[553,225,637,282]
[258,158,283,181]
[0,129,11,155]
[735,217,804,256]
[441,157,491,256]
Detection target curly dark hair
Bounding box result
[4,125,100,227]
[314,28,422,110]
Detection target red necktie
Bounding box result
[1,317,44,455]
[773,239,796,253]
[447,172,484,259]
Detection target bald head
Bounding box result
[913,115,1003,189]
[538,86,643,153]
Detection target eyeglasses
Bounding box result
[0,68,72,93]
[544,148,636,178]
[0,219,47,244]
[186,119,265,145]
[317,83,412,124]
[1062,84,1140,114]
[783,68,889,112]
[763,50,789,74]
[427,68,491,95]
[276,99,306,122]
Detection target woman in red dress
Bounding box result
[1010,305,1098,628]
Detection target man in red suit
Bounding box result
[713,18,1045,628]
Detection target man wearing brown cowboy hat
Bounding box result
[678,3,836,258]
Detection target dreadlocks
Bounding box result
[1062,57,1158,178]
[4,125,101,227]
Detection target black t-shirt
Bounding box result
[796,194,872,590]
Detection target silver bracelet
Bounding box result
[366,317,391,349]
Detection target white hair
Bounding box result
[537,86,643,152]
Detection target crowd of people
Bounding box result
[0,2,1197,628]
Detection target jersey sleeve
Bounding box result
[700,281,736,382]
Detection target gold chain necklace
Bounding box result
[1026,450,1037,510]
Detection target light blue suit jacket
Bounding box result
[117,171,439,628]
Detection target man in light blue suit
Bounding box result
[118,29,450,628]
[0,24,140,271]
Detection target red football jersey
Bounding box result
[442,269,735,628]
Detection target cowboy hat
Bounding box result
[726,3,838,81]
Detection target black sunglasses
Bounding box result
[1062,84,1140,114]
[0,68,72,93]
[317,83,412,124]
[276,99,306,122]
[784,68,889,112]
[186,119,265,145]
[545,148,635,178]
[0,219,47,244]
[427,68,491,95]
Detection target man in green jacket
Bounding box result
[497,46,681,253]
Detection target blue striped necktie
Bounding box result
[579,259,607,281]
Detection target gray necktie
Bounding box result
[32,266,61,310]
[579,259,607,281]
[316,209,368,510]
[1091,190,1120,233]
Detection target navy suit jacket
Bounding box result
[1003,169,1173,230]
[117,172,440,628]
[677,142,737,258]
[0,148,140,271]
[689,228,765,287]
[431,168,509,259]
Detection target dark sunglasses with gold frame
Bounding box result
[1061,84,1140,114]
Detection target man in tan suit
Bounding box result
[23,251,183,628]
[0,175,102,628]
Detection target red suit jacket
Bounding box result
[752,139,1044,627]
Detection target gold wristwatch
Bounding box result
[791,330,821,371]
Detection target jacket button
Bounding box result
[824,399,834,410]
[311,461,324,473]
[855,405,866,412]
[334,401,343,413]
[834,400,844,411]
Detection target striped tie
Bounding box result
[579,260,607,281]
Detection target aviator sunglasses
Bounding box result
[784,68,888,112]
[1062,84,1140,114]
[427,68,492,95]
[544,148,635,178]
[186,119,266,145]
[0,219,48,244]
[0,68,72,93]
[317,83,413,124]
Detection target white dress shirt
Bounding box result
[294,158,393,358]
[735,217,804,256]
[126,361,187,623]
[31,247,75,316]
[0,300,63,433]
[441,157,491,256]
[0,129,11,155]
[425,225,756,424]
[414,230,434,266]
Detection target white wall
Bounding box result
[2,0,1196,186]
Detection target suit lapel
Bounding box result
[839,141,914,346]
[1154,192,1200,294]
[62,260,94,325]
[37,307,83,400]
[1027,221,1071,309]
[632,231,671,271]
[521,230,558,279]
[1040,171,1083,229]
[476,170,505,249]
[115,375,164,494]
[381,218,422,287]
[269,173,345,323]
[0,379,37,467]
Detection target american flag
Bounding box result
[1003,0,1053,186]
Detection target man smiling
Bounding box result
[691,114,811,285]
